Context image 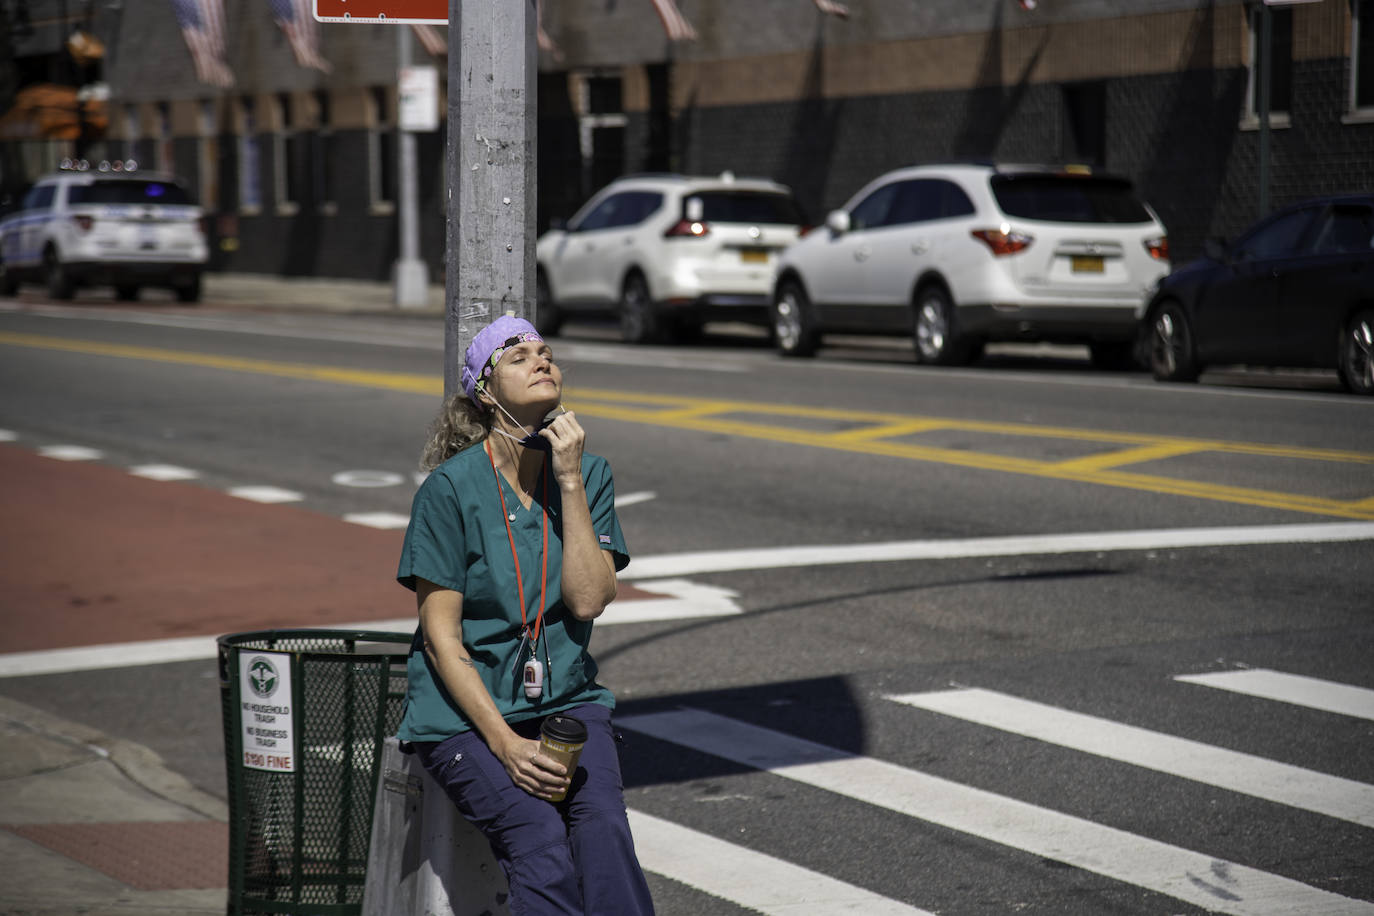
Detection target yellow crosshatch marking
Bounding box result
[3,331,1373,520]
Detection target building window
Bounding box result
[368,86,395,213]
[576,72,627,198]
[1245,4,1293,127]
[239,96,262,212]
[156,102,174,175]
[198,100,218,211]
[274,93,301,214]
[313,90,336,214]
[1353,0,1374,114]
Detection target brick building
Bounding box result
[3,0,1370,281]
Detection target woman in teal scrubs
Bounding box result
[396,315,654,915]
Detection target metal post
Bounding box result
[1258,2,1272,219]
[443,0,538,398]
[394,25,430,309]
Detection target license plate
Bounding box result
[1071,255,1104,273]
[740,248,768,264]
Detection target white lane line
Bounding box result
[0,429,16,441]
[228,485,303,504]
[617,709,1374,916]
[621,522,1374,579]
[627,809,935,915]
[344,511,411,529]
[130,464,201,481]
[614,490,657,508]
[0,583,741,678]
[1176,669,1374,722]
[38,444,103,461]
[602,578,742,623]
[886,688,1374,828]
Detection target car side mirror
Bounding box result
[826,210,851,235]
[1203,237,1228,262]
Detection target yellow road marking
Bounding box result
[1052,442,1211,473]
[4,331,1372,519]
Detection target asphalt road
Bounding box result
[1,298,1372,915]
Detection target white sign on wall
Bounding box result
[399,66,439,132]
[240,652,296,772]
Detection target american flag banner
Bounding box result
[649,0,697,41]
[813,0,850,17]
[267,0,331,72]
[411,23,447,57]
[170,0,233,88]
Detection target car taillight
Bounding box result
[1144,235,1169,261]
[74,215,94,232]
[971,228,1033,256]
[665,219,709,238]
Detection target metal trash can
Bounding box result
[218,629,412,916]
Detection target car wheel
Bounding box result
[115,284,140,301]
[618,272,661,344]
[0,259,18,297]
[174,274,202,304]
[1149,301,1201,382]
[772,279,818,357]
[44,249,74,300]
[913,285,974,365]
[1338,309,1374,396]
[534,269,564,337]
[1089,341,1139,371]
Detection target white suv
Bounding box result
[536,173,807,343]
[0,161,208,302]
[771,163,1170,368]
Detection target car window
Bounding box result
[571,191,661,232]
[849,183,899,231]
[1232,209,1315,261]
[23,185,55,211]
[683,191,804,225]
[888,179,976,226]
[68,180,192,206]
[1306,205,1374,256]
[990,175,1153,224]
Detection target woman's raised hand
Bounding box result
[540,409,586,487]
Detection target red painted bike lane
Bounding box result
[0,444,410,653]
[0,443,663,655]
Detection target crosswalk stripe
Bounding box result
[1175,669,1374,722]
[627,810,935,915]
[886,688,1374,828]
[618,709,1374,916]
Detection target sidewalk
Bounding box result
[0,694,228,916]
[202,271,446,315]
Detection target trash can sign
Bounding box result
[239,652,296,772]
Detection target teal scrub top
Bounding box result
[395,442,629,742]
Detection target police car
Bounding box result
[0,159,208,302]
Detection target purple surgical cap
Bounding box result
[460,315,544,405]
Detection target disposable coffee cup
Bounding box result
[538,715,587,802]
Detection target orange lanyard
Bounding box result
[487,442,549,644]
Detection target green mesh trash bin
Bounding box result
[218,629,412,916]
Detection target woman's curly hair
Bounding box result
[419,393,492,471]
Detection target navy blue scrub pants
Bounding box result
[414,703,655,916]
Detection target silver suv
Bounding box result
[771,163,1170,368]
[536,173,807,343]
[0,161,208,302]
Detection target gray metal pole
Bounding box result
[444,0,538,398]
[393,25,430,309]
[1258,3,1272,219]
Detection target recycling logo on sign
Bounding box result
[247,657,279,698]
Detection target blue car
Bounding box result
[1143,194,1374,394]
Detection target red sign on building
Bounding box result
[314,0,447,24]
